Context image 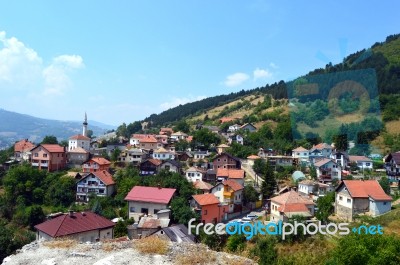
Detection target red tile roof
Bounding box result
[14,139,35,152]
[41,144,65,153]
[313,158,334,167]
[247,155,260,160]
[313,143,332,149]
[219,117,235,123]
[192,193,220,206]
[90,157,111,165]
[193,181,213,191]
[223,179,244,191]
[292,146,308,152]
[341,180,392,201]
[140,135,158,143]
[69,134,90,141]
[146,159,163,166]
[348,155,372,162]
[93,170,115,186]
[34,211,115,237]
[271,190,314,205]
[68,147,88,154]
[216,168,245,179]
[277,203,310,213]
[125,186,176,204]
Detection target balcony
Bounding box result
[40,163,48,167]
[223,191,233,197]
[32,162,39,166]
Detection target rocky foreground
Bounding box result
[2,238,255,265]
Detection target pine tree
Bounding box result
[261,162,277,200]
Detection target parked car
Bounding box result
[246,214,258,221]
[241,217,252,223]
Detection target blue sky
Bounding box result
[0,1,399,126]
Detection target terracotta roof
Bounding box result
[160,128,174,133]
[313,158,334,167]
[34,212,115,237]
[271,190,314,205]
[219,117,235,123]
[247,155,260,159]
[313,143,332,150]
[292,146,308,152]
[69,134,90,141]
[348,155,372,162]
[14,139,35,152]
[192,193,220,206]
[90,157,111,165]
[186,136,193,142]
[277,203,310,213]
[68,147,89,154]
[140,135,158,143]
[125,186,176,204]
[340,180,392,201]
[145,159,163,166]
[131,134,147,139]
[216,168,245,179]
[92,170,115,185]
[40,144,65,153]
[193,181,213,191]
[223,179,244,191]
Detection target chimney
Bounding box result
[69,210,74,217]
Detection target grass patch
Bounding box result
[134,236,169,255]
[175,245,217,265]
[43,239,77,249]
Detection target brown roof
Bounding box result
[145,159,163,166]
[40,144,65,153]
[220,117,235,123]
[192,193,220,206]
[93,170,115,186]
[69,134,90,141]
[247,155,260,159]
[277,203,310,213]
[34,212,115,237]
[140,135,158,143]
[68,147,89,154]
[313,158,334,167]
[90,157,111,165]
[193,181,213,191]
[292,146,308,152]
[223,179,244,191]
[340,180,392,201]
[14,139,35,152]
[348,155,372,162]
[216,168,245,179]
[125,186,176,204]
[271,190,314,205]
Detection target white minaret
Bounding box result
[83,112,88,137]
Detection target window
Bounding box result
[34,153,39,157]
[339,196,343,200]
[217,159,220,162]
[383,202,387,205]
[366,163,371,166]
[347,198,351,203]
[130,207,136,212]
[43,154,48,158]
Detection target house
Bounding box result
[204,169,217,183]
[190,193,229,223]
[311,143,333,158]
[247,155,260,166]
[228,134,244,145]
[159,160,181,173]
[170,131,189,141]
[67,147,90,166]
[349,155,373,170]
[335,180,392,221]
[130,134,162,150]
[152,147,175,160]
[385,152,400,176]
[213,152,241,169]
[267,155,295,168]
[159,127,174,136]
[298,179,318,197]
[140,159,162,175]
[216,168,245,186]
[68,134,91,152]
[203,126,220,134]
[128,216,170,239]
[193,180,213,194]
[211,180,244,213]
[14,139,35,162]
[292,146,309,162]
[330,151,349,169]
[76,170,115,202]
[185,167,206,182]
[270,190,315,222]
[228,124,241,133]
[82,157,111,173]
[34,211,115,242]
[30,144,66,172]
[216,144,229,155]
[155,134,169,145]
[313,158,341,182]
[125,186,176,221]
[118,148,146,165]
[240,123,257,132]
[192,150,210,160]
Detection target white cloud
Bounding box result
[160,95,207,110]
[0,31,83,96]
[253,68,273,80]
[269,62,278,69]
[223,72,250,87]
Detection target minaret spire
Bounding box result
[83,112,88,136]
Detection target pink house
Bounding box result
[30,144,66,172]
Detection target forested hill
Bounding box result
[120,33,400,131]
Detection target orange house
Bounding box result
[30,144,66,172]
[191,194,229,223]
[82,157,111,173]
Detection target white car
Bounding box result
[241,217,252,223]
[246,214,258,221]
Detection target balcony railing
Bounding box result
[32,163,39,166]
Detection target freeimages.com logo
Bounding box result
[188,219,383,240]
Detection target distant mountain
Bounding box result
[0,108,114,149]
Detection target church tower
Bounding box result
[83,112,88,137]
